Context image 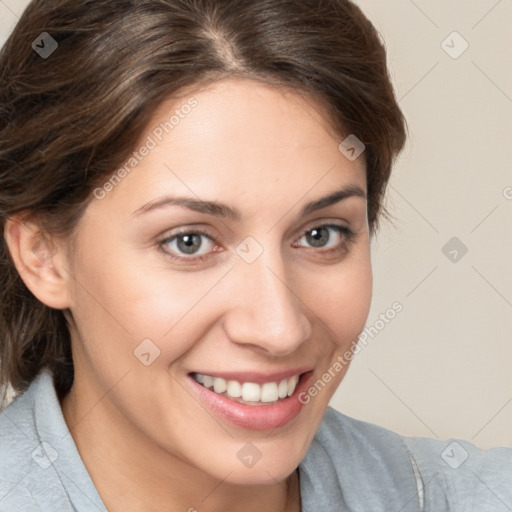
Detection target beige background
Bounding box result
[1,0,511,448]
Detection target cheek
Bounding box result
[294,250,372,412]
[68,242,230,369]
[300,243,372,349]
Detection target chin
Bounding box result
[219,462,297,487]
[187,439,304,486]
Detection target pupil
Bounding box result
[178,234,201,254]
[307,227,329,247]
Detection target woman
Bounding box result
[0,0,510,510]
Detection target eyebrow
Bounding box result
[131,184,366,220]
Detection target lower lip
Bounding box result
[187,372,313,431]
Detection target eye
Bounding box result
[158,223,357,265]
[158,229,220,262]
[293,224,356,252]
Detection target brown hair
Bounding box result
[0,0,406,404]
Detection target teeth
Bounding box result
[260,382,278,403]
[192,373,300,405]
[288,375,299,397]
[242,382,260,402]
[278,379,288,399]
[203,375,213,388]
[226,380,242,398]
[213,377,227,394]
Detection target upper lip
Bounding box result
[189,367,313,385]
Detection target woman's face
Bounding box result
[62,77,372,485]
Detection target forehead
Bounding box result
[152,77,344,153]
[88,77,366,219]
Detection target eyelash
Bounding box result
[157,223,357,265]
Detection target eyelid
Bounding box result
[158,219,352,246]
[157,220,356,265]
[293,223,356,249]
[158,225,218,246]
[157,225,225,266]
[299,217,351,234]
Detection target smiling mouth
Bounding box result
[190,372,303,406]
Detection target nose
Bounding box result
[222,247,312,356]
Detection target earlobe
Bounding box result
[3,215,72,310]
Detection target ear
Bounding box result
[3,215,72,309]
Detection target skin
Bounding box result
[5,77,372,512]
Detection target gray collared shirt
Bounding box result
[1,368,511,511]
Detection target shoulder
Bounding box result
[312,405,417,471]
[404,434,512,511]
[0,370,77,511]
[302,406,512,512]
[0,376,43,510]
[300,407,423,511]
